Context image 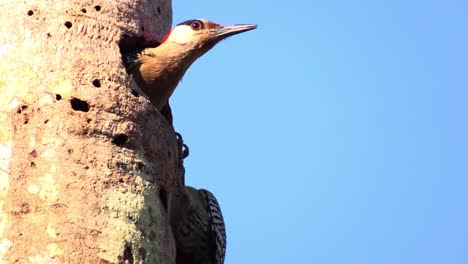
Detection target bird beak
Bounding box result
[211,24,257,40]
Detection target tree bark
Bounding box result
[0,0,179,263]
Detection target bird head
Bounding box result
[161,19,257,56]
[126,19,256,111]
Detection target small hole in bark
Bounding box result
[139,228,147,237]
[23,117,29,124]
[56,94,62,101]
[149,231,156,241]
[92,79,101,88]
[118,178,124,183]
[86,118,92,123]
[30,150,37,158]
[141,26,145,32]
[138,248,147,260]
[22,105,28,110]
[30,162,36,168]
[159,189,168,211]
[157,6,161,14]
[27,10,34,16]
[123,245,134,263]
[81,8,87,13]
[94,5,101,11]
[131,90,139,97]
[64,21,72,29]
[51,203,65,210]
[112,134,128,147]
[136,162,145,171]
[167,151,171,158]
[84,165,89,170]
[70,98,90,112]
[44,119,49,124]
[47,33,51,38]
[68,149,73,154]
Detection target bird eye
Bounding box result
[190,21,202,31]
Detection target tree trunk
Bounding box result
[0,0,179,263]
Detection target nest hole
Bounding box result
[64,21,72,29]
[94,5,101,11]
[27,10,34,16]
[118,35,161,72]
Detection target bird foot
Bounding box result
[175,132,190,160]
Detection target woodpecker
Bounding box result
[123,19,257,113]
[169,186,226,264]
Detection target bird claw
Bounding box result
[175,132,189,160]
[182,143,189,159]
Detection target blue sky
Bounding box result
[169,1,468,263]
